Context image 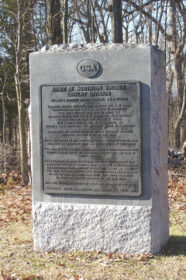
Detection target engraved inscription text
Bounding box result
[41,81,141,196]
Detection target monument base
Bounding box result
[33,202,169,254]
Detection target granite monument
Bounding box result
[30,44,169,254]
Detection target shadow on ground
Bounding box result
[162,235,186,256]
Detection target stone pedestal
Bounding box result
[30,44,169,254]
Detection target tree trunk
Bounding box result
[86,0,91,42]
[110,0,123,43]
[148,3,152,44]
[15,75,29,185]
[46,0,62,45]
[62,0,68,43]
[169,0,177,53]
[175,82,186,147]
[169,0,185,147]
[167,49,174,146]
[15,0,29,186]
[2,82,7,173]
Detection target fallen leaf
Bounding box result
[57,263,65,267]
[73,274,79,280]
[1,271,17,280]
[22,275,43,280]
[108,252,113,259]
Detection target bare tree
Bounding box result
[61,0,68,43]
[169,0,186,148]
[123,0,185,147]
[70,0,110,43]
[0,69,8,173]
[110,0,123,43]
[46,0,62,45]
[14,0,30,185]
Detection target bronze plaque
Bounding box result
[40,81,141,196]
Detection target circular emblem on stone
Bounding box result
[77,59,100,78]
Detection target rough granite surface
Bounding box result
[33,203,152,254]
[40,43,151,53]
[150,47,169,252]
[30,44,169,254]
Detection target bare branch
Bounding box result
[123,0,173,41]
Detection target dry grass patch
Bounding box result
[0,225,185,280]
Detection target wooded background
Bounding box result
[0,0,185,185]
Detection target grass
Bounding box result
[0,210,185,280]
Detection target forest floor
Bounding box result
[0,167,185,280]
